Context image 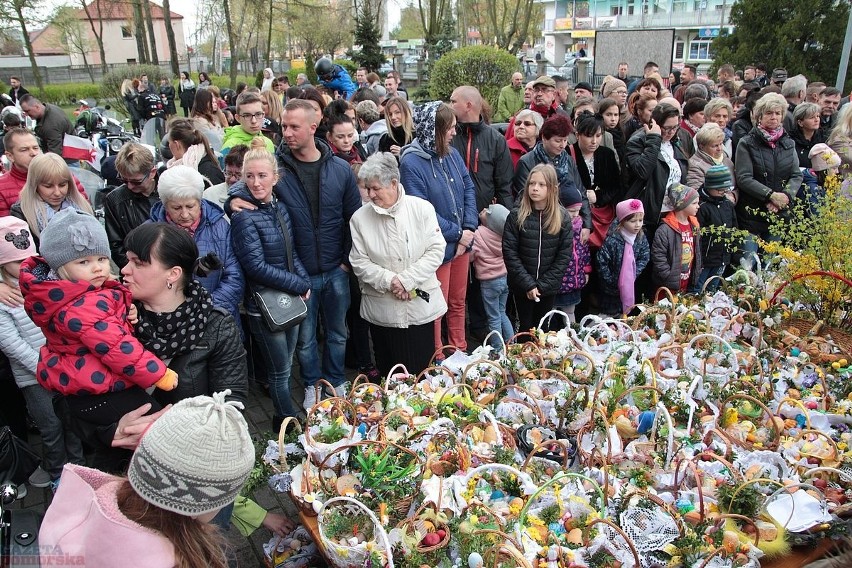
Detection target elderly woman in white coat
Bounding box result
[349,152,447,376]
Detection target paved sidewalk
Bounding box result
[8,372,342,567]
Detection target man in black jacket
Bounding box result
[104,143,160,268]
[8,76,28,105]
[450,85,515,340]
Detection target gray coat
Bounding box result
[0,302,45,388]
[651,215,704,292]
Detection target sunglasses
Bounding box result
[118,169,152,187]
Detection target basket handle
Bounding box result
[770,270,852,305]
[481,329,507,353]
[383,363,412,390]
[583,518,640,568]
[538,309,571,331]
[317,496,394,568]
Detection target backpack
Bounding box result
[140,92,165,119]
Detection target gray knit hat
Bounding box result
[128,390,254,517]
[485,204,510,235]
[39,209,110,271]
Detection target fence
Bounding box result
[0,62,178,85]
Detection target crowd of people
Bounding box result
[0,58,850,565]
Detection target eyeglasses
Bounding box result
[661,125,679,133]
[118,169,152,187]
[239,112,265,122]
[613,89,628,95]
[225,169,242,181]
[518,121,537,127]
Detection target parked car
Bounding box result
[378,62,394,75]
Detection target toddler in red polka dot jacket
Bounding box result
[19,210,177,435]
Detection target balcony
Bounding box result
[544,6,730,32]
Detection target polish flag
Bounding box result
[62,134,96,164]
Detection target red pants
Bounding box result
[434,253,469,351]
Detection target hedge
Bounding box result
[428,46,521,109]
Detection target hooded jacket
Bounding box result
[651,212,703,292]
[625,130,689,234]
[360,119,388,156]
[734,126,802,235]
[149,199,244,324]
[471,224,507,281]
[267,137,362,275]
[40,464,176,568]
[400,102,478,263]
[349,185,447,328]
[19,257,168,396]
[502,207,572,296]
[697,187,737,268]
[451,118,514,211]
[228,181,311,311]
[221,126,275,155]
[318,64,357,100]
[596,223,650,297]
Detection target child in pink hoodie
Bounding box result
[471,204,514,350]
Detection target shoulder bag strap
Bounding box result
[272,202,295,273]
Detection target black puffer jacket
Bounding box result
[788,124,826,168]
[731,106,753,153]
[502,207,572,296]
[452,119,514,211]
[734,127,802,235]
[572,143,622,207]
[103,184,161,268]
[151,307,249,407]
[624,130,688,235]
[697,188,738,268]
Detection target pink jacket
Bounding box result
[471,225,507,281]
[40,464,176,568]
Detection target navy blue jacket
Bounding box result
[267,138,362,276]
[400,140,478,263]
[149,199,244,325]
[228,182,311,311]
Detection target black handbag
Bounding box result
[0,426,40,485]
[252,207,308,332]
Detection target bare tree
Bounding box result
[161,0,180,75]
[0,0,44,90]
[142,0,158,64]
[78,0,108,74]
[51,5,95,82]
[417,0,450,56]
[131,0,149,63]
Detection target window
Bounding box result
[126,58,136,64]
[627,0,636,15]
[610,5,623,15]
[672,0,690,12]
[121,26,132,38]
[674,40,685,59]
[688,39,713,60]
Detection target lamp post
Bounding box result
[836,0,852,91]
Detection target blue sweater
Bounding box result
[400,140,478,263]
[149,199,244,325]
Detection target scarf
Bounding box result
[134,280,212,359]
[529,101,558,119]
[387,124,411,147]
[532,143,572,185]
[38,200,78,232]
[757,125,784,149]
[618,229,637,314]
[335,147,363,165]
[167,143,207,171]
[681,119,701,136]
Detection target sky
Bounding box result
[165,0,403,47]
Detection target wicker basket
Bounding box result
[317,496,393,568]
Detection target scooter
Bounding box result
[0,483,41,567]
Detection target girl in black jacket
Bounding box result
[503,164,572,332]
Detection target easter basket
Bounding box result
[317,496,394,568]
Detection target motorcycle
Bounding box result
[73,99,138,159]
[0,483,41,567]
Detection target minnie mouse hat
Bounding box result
[0,217,36,266]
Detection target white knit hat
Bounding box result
[127,390,254,517]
